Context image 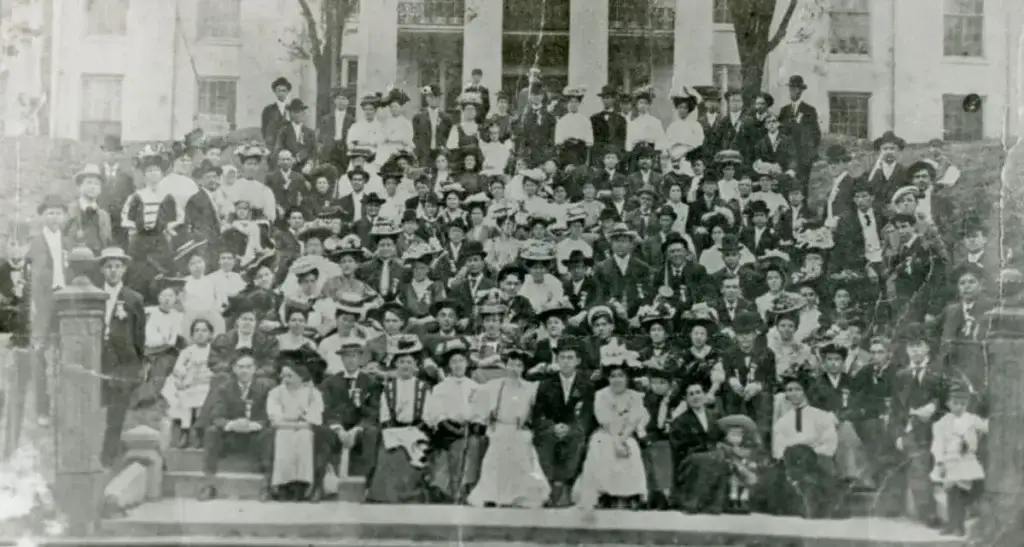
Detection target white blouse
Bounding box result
[626,114,666,151]
[423,376,482,427]
[664,116,705,152]
[555,112,595,146]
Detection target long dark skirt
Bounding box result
[676,451,731,513]
[753,445,841,519]
[145,348,180,390]
[365,431,429,503]
[428,433,485,502]
[126,231,171,303]
[642,439,674,495]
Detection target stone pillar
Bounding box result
[463,0,503,111]
[51,249,107,535]
[568,0,608,116]
[359,0,399,98]
[673,0,713,89]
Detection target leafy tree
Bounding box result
[284,0,359,121]
[726,0,799,102]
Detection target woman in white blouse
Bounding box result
[665,88,705,154]
[480,123,512,176]
[423,339,485,503]
[379,88,414,164]
[446,92,482,151]
[625,86,666,163]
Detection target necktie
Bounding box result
[863,212,872,227]
[380,261,390,296]
[795,406,803,433]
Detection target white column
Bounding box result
[359,0,399,98]
[569,0,609,115]
[463,0,503,108]
[673,0,713,88]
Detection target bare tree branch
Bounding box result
[766,0,799,51]
[296,0,323,61]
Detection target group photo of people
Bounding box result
[0,68,1004,539]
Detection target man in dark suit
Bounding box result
[261,77,292,150]
[832,180,888,280]
[721,90,758,161]
[639,206,679,269]
[714,274,758,328]
[561,251,599,319]
[721,313,774,432]
[197,352,273,500]
[446,241,493,309]
[97,247,146,467]
[320,339,381,477]
[907,159,955,243]
[99,136,137,247]
[210,298,280,377]
[264,149,309,225]
[274,99,317,171]
[533,343,593,507]
[889,213,945,324]
[935,265,992,398]
[777,75,822,193]
[357,225,408,303]
[517,82,558,168]
[464,68,490,123]
[412,84,454,166]
[590,86,627,167]
[752,114,798,176]
[867,131,909,204]
[318,88,355,173]
[626,147,663,196]
[28,195,72,427]
[889,325,948,528]
[593,224,652,319]
[850,335,903,515]
[697,88,726,158]
[184,160,224,258]
[671,380,722,509]
[649,232,714,310]
[821,144,859,223]
[66,164,114,256]
[739,200,780,257]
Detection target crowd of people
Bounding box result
[0,69,1008,538]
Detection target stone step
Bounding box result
[165,449,262,474]
[163,471,364,501]
[101,499,965,546]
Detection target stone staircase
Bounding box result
[97,429,964,546]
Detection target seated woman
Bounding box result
[573,350,649,510]
[265,349,338,502]
[467,348,550,508]
[210,296,279,378]
[397,242,447,329]
[276,305,318,352]
[365,336,433,504]
[196,351,273,501]
[144,277,186,387]
[162,310,224,448]
[757,365,840,518]
[423,338,485,503]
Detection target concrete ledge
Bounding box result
[164,471,364,501]
[100,499,965,547]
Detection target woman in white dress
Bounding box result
[573,354,650,509]
[467,348,550,508]
[379,88,414,165]
[266,353,338,502]
[665,88,705,154]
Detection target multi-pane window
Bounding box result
[197,0,241,40]
[943,94,983,141]
[712,64,742,92]
[829,0,870,55]
[828,92,870,139]
[197,78,238,130]
[80,75,123,144]
[85,0,129,36]
[944,0,983,57]
[713,0,732,24]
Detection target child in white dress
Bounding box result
[161,312,223,447]
[931,383,988,537]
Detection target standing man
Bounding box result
[412,84,453,166]
[261,77,292,149]
[867,131,908,204]
[464,68,490,123]
[697,88,725,158]
[318,88,355,173]
[98,247,146,467]
[590,85,627,168]
[516,82,557,168]
[274,99,317,173]
[517,67,544,115]
[99,135,136,248]
[777,75,822,195]
[66,164,114,256]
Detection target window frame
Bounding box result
[85,0,129,37]
[80,74,124,144]
[196,0,242,42]
[196,77,239,131]
[943,0,984,58]
[827,91,871,140]
[942,93,984,142]
[712,0,733,25]
[828,0,871,58]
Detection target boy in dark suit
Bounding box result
[197,351,273,500]
[533,343,593,507]
[66,164,114,256]
[739,200,779,257]
[275,99,317,171]
[261,77,292,150]
[97,247,147,467]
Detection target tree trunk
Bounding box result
[314,52,333,123]
[738,52,767,104]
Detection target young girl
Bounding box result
[144,277,186,386]
[162,313,223,448]
[931,383,987,537]
[716,414,762,514]
[176,239,218,314]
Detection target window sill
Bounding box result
[196,38,243,47]
[82,34,128,42]
[827,53,872,63]
[942,56,987,66]
[713,23,734,32]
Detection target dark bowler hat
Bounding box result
[598,85,619,98]
[462,240,487,258]
[787,75,808,90]
[561,249,593,266]
[271,77,292,91]
[192,159,222,179]
[286,98,309,112]
[37,194,67,215]
[732,312,763,334]
[873,130,906,151]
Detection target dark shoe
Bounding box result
[197,484,217,501]
[484,502,497,508]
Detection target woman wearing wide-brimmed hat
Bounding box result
[447,91,484,151]
[396,241,447,325]
[665,86,705,155]
[518,242,564,313]
[123,145,178,299]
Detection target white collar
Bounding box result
[105,283,122,294]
